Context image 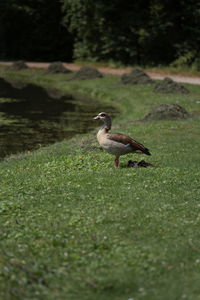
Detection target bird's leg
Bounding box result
[114,157,119,167]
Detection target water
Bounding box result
[0,77,117,158]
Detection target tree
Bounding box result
[62,0,151,64]
[0,0,74,61]
[62,0,200,66]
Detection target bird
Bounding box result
[93,112,151,167]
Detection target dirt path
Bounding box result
[1,61,200,85]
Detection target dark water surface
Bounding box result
[0,77,117,158]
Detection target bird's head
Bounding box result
[93,112,108,121]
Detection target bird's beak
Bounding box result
[93,115,100,120]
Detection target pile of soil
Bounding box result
[128,160,153,168]
[72,66,103,80]
[9,61,28,71]
[153,77,190,94]
[45,62,72,74]
[120,68,154,85]
[141,103,189,121]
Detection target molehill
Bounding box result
[120,68,154,85]
[71,66,103,80]
[8,61,28,71]
[44,62,72,74]
[141,103,189,121]
[153,77,190,94]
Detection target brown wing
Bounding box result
[107,133,151,155]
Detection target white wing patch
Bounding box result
[135,150,143,153]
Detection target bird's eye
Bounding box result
[100,113,105,117]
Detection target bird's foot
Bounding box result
[114,157,119,167]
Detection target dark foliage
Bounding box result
[62,0,200,66]
[1,0,200,66]
[0,0,74,61]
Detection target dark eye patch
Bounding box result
[100,113,105,117]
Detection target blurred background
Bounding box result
[0,0,200,69]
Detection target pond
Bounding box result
[0,77,117,159]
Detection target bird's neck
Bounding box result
[97,117,112,141]
[102,116,111,132]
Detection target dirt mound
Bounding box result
[9,61,28,71]
[154,77,190,94]
[72,66,103,80]
[142,103,189,121]
[45,62,72,74]
[120,68,154,85]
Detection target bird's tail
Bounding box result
[143,148,151,156]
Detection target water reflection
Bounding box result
[0,77,117,158]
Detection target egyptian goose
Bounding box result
[94,112,151,167]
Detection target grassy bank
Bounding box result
[0,67,200,299]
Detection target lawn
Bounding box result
[0,66,200,300]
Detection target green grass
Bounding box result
[0,66,200,299]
